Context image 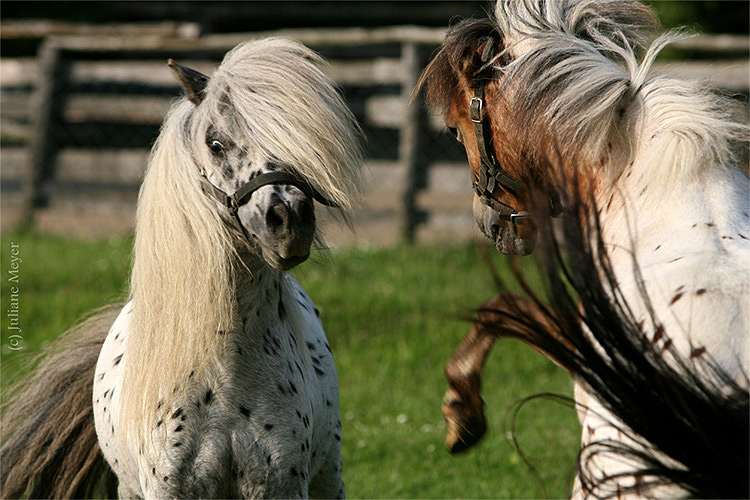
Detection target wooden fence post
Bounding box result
[21,38,66,227]
[399,41,429,243]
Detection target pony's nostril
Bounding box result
[299,199,315,225]
[266,203,289,233]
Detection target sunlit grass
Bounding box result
[0,233,578,498]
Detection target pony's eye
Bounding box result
[208,140,224,155]
[448,127,462,143]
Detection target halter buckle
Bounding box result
[470,97,483,123]
[226,196,239,214]
[510,212,530,224]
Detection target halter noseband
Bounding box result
[200,169,339,215]
[200,169,338,239]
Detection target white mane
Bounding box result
[493,0,747,187]
[196,37,364,212]
[122,37,363,450]
[495,0,656,55]
[489,4,749,497]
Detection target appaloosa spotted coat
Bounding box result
[94,274,344,499]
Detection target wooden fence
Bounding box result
[1,23,747,245]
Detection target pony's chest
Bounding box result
[153,328,335,498]
[94,301,340,498]
[148,386,315,499]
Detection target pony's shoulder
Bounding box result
[633,257,749,376]
[93,301,139,495]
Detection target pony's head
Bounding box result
[418,0,658,254]
[165,37,363,270]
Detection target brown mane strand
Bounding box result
[417,18,505,114]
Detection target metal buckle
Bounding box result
[477,170,489,193]
[470,97,483,123]
[510,212,530,224]
[226,196,239,214]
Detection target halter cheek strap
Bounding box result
[469,86,563,222]
[470,88,525,195]
[469,86,529,223]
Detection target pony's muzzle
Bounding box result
[473,195,535,255]
[264,196,316,265]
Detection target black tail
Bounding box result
[482,190,749,499]
[1,306,120,499]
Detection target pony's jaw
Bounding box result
[246,228,313,272]
[261,249,310,271]
[473,195,535,255]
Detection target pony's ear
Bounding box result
[458,36,499,83]
[167,59,209,106]
[477,36,496,65]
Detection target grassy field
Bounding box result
[1,232,579,498]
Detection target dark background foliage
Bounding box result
[2,1,747,57]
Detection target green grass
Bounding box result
[1,233,579,498]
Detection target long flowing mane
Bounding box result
[419,0,747,189]
[481,190,749,499]
[123,37,363,451]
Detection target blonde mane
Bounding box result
[198,37,364,212]
[122,37,363,452]
[492,0,747,187]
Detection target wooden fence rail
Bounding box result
[3,25,468,244]
[1,23,747,245]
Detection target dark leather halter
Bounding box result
[469,85,530,223]
[468,50,562,223]
[200,169,338,238]
[200,169,339,215]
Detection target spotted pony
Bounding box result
[1,37,363,498]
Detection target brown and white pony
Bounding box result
[418,1,748,498]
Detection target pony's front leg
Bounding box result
[443,292,572,453]
[442,295,505,454]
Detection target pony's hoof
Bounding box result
[442,391,487,454]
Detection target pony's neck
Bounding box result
[596,160,749,277]
[233,253,286,326]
